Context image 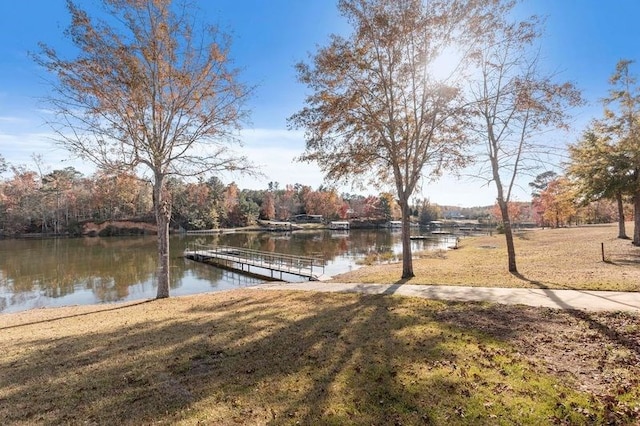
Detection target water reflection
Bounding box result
[0,230,453,313]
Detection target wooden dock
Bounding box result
[184,245,325,281]
[185,228,236,235]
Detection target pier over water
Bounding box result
[184,245,326,281]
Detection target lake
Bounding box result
[0,229,455,313]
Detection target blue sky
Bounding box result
[1,0,639,207]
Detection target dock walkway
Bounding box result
[184,245,325,281]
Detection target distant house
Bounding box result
[444,211,465,220]
[292,214,323,223]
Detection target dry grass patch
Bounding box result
[333,224,640,291]
[1,290,639,425]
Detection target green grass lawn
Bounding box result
[1,289,639,425]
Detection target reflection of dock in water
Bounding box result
[184,245,325,281]
[329,221,350,230]
[409,234,459,249]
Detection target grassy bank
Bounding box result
[1,223,640,424]
[1,290,639,425]
[333,224,640,291]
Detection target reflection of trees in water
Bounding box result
[177,257,263,288]
[344,230,395,256]
[217,269,264,287]
[178,231,368,262]
[1,231,449,311]
[197,230,399,260]
[1,235,270,310]
[224,230,400,262]
[178,256,225,283]
[1,237,158,302]
[84,277,132,303]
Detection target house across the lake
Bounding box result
[293,214,324,223]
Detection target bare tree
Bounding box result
[290,0,482,279]
[468,10,581,273]
[36,0,253,298]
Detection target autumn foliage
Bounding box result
[0,165,409,235]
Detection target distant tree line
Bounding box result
[2,161,502,235]
[0,156,626,237]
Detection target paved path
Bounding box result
[252,282,640,312]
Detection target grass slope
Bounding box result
[1,223,639,424]
[1,290,639,425]
[334,224,640,291]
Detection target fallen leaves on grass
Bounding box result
[1,290,639,425]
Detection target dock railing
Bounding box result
[185,244,326,280]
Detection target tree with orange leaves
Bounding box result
[536,176,577,228]
[36,0,254,298]
[290,0,492,278]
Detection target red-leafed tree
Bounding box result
[1,168,42,233]
[535,177,576,228]
[491,202,523,227]
[303,188,345,220]
[260,191,276,220]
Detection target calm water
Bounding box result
[0,230,455,313]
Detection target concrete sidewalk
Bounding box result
[252,282,640,312]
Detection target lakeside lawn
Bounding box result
[333,223,640,292]
[1,223,639,425]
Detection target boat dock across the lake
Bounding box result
[184,245,325,281]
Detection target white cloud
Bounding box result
[222,143,327,191]
[0,116,27,123]
[221,127,324,189]
[0,125,512,206]
[0,131,93,176]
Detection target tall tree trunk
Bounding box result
[489,147,518,273]
[616,191,628,239]
[400,199,414,279]
[498,199,518,273]
[154,173,171,299]
[633,190,640,246]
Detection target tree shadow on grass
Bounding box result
[511,270,580,292]
[1,290,631,424]
[605,250,640,267]
[0,292,459,424]
[511,271,640,361]
[0,299,155,331]
[570,310,640,358]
